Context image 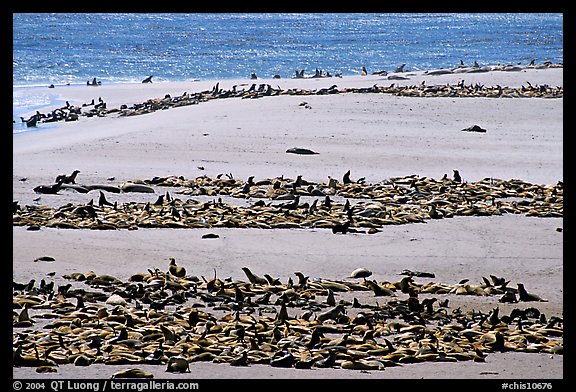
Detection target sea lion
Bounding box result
[229,351,249,366]
[366,279,395,296]
[120,183,155,193]
[349,267,372,280]
[332,221,350,234]
[98,191,114,207]
[142,75,153,83]
[166,356,190,373]
[21,114,40,127]
[55,170,80,184]
[286,147,319,155]
[84,184,121,193]
[425,69,453,75]
[270,351,295,368]
[343,170,352,184]
[111,368,154,379]
[168,258,186,278]
[461,125,486,133]
[453,170,462,183]
[33,179,64,194]
[241,267,268,285]
[517,283,547,302]
[60,184,90,193]
[316,304,346,323]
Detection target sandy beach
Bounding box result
[13,67,563,381]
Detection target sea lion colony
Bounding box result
[20,64,563,127]
[13,260,563,375]
[14,173,563,232]
[14,172,563,374]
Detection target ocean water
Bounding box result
[13,13,563,130]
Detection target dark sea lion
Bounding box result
[55,170,80,184]
[60,184,90,193]
[453,170,462,183]
[270,351,295,368]
[461,125,487,133]
[332,221,350,234]
[343,170,352,184]
[142,75,153,83]
[286,147,319,155]
[517,283,547,302]
[84,184,122,193]
[33,179,64,194]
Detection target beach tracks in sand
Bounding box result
[14,173,563,232]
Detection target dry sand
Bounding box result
[13,67,563,381]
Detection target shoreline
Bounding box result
[13,64,563,130]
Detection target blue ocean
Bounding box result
[13,13,563,130]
